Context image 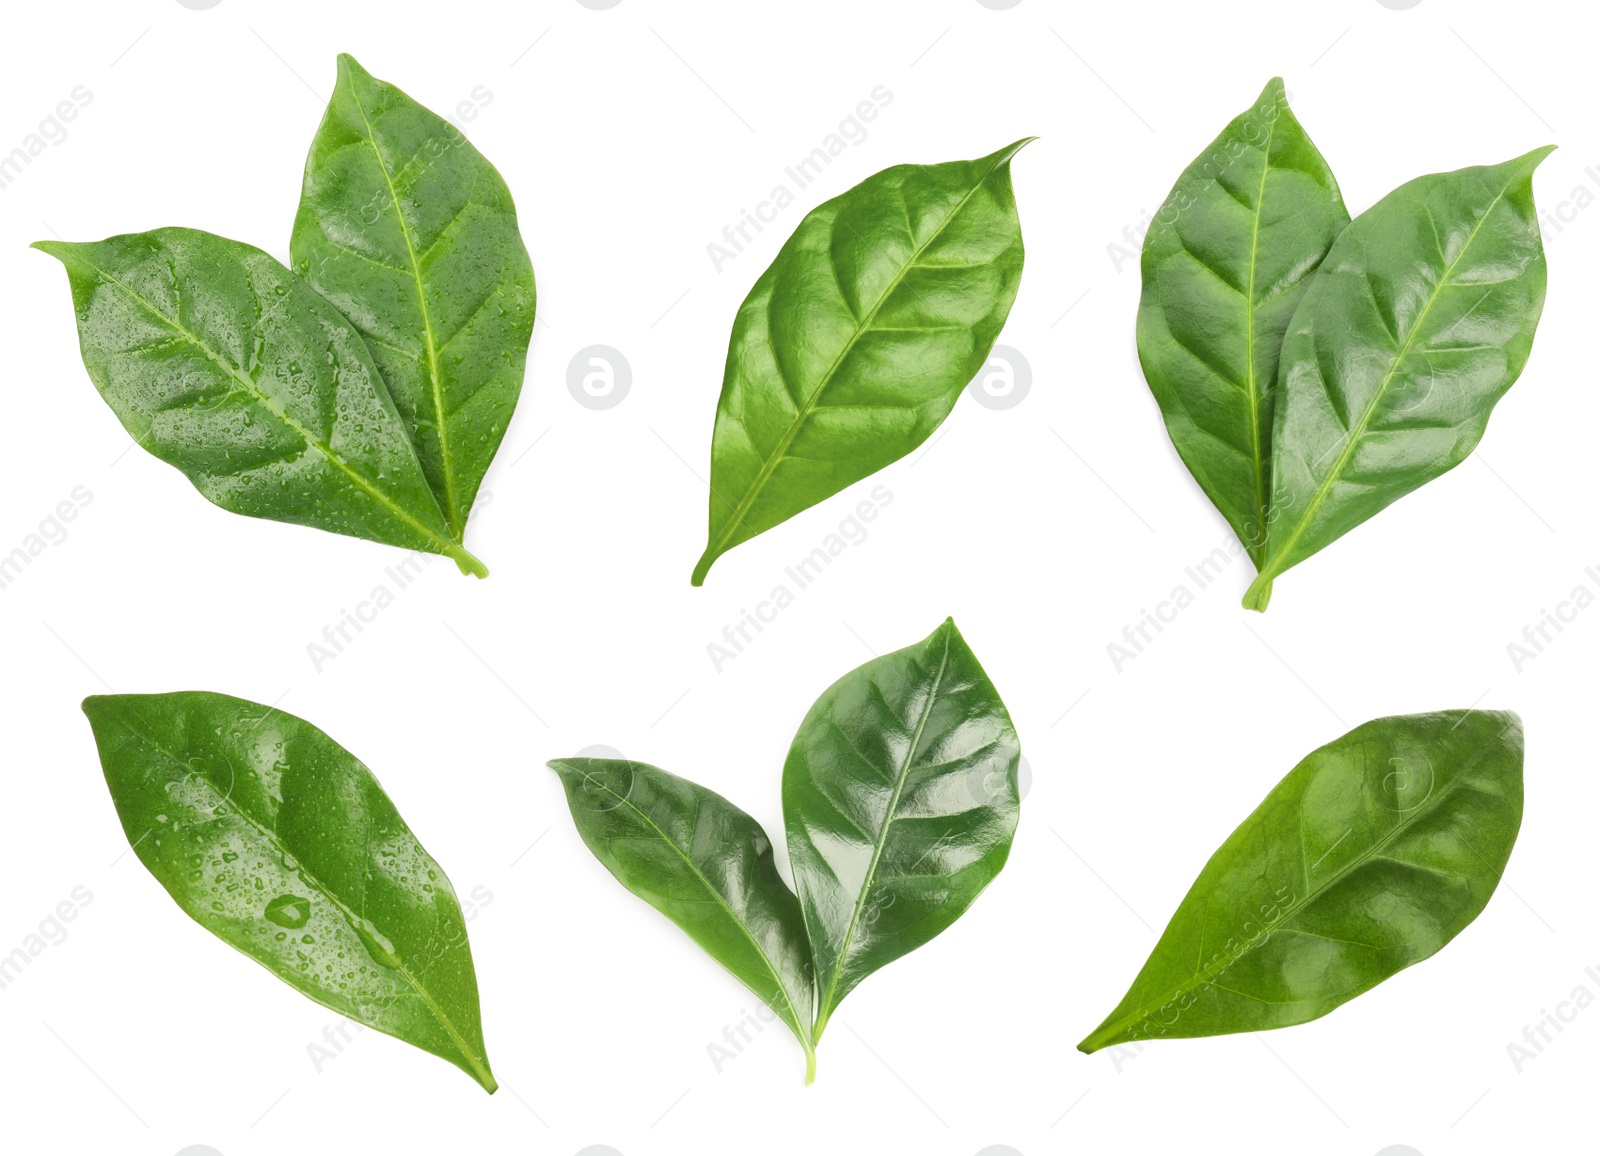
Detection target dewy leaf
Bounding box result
[1079,709,1523,1052]
[1242,147,1553,610]
[547,758,818,1082]
[783,617,1020,1043]
[34,228,487,576]
[292,54,536,540]
[691,141,1031,585]
[83,691,496,1092]
[1138,78,1349,563]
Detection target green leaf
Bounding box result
[34,228,486,576]
[1137,78,1349,564]
[1243,148,1552,609]
[691,141,1031,585]
[783,617,1021,1043]
[547,758,817,1081]
[1079,710,1523,1052]
[292,54,536,540]
[82,691,496,1092]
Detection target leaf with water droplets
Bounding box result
[34,227,488,576]
[292,54,536,541]
[83,690,496,1092]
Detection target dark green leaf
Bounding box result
[83,691,496,1091]
[1243,148,1552,609]
[691,142,1031,585]
[292,54,536,540]
[783,618,1020,1042]
[547,758,817,1081]
[1079,710,1523,1052]
[34,228,486,575]
[1138,77,1348,563]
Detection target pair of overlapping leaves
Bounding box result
[1139,77,1551,609]
[37,55,534,576]
[548,619,1022,1082]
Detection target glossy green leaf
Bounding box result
[691,142,1031,585]
[83,691,496,1091]
[34,228,486,576]
[292,54,536,540]
[1079,709,1523,1052]
[1138,78,1349,563]
[783,617,1021,1042]
[1243,148,1552,609]
[547,758,817,1081]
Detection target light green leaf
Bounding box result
[1080,710,1523,1051]
[1244,148,1552,609]
[692,142,1031,585]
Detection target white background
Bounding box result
[0,1,1592,1154]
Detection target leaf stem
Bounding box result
[1241,571,1274,612]
[803,1036,817,1086]
[690,546,715,587]
[448,543,489,579]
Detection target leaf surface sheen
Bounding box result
[692,142,1030,584]
[293,54,536,540]
[782,617,1021,1041]
[1244,148,1552,608]
[83,691,496,1092]
[1079,710,1523,1051]
[1137,77,1349,563]
[34,228,483,573]
[548,757,817,1079]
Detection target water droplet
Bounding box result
[354,917,400,968]
[264,894,311,929]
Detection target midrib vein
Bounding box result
[346,81,461,539]
[815,628,952,1033]
[1242,117,1276,543]
[706,151,1016,558]
[76,256,457,555]
[1258,177,1517,579]
[589,776,809,1041]
[119,712,490,1080]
